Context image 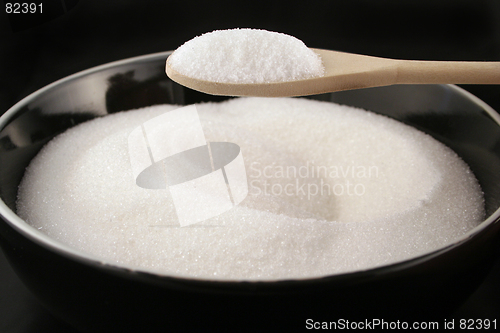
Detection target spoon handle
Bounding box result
[395,59,500,85]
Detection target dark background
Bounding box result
[0,0,499,331]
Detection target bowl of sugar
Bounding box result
[0,51,500,332]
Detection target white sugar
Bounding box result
[17,98,484,281]
[168,29,324,83]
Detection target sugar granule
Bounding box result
[168,29,325,84]
[16,98,484,281]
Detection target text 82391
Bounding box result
[6,3,42,14]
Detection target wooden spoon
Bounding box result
[165,48,500,97]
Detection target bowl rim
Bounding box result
[0,50,499,284]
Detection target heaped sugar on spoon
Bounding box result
[166,28,500,97]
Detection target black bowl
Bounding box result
[1,51,500,332]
